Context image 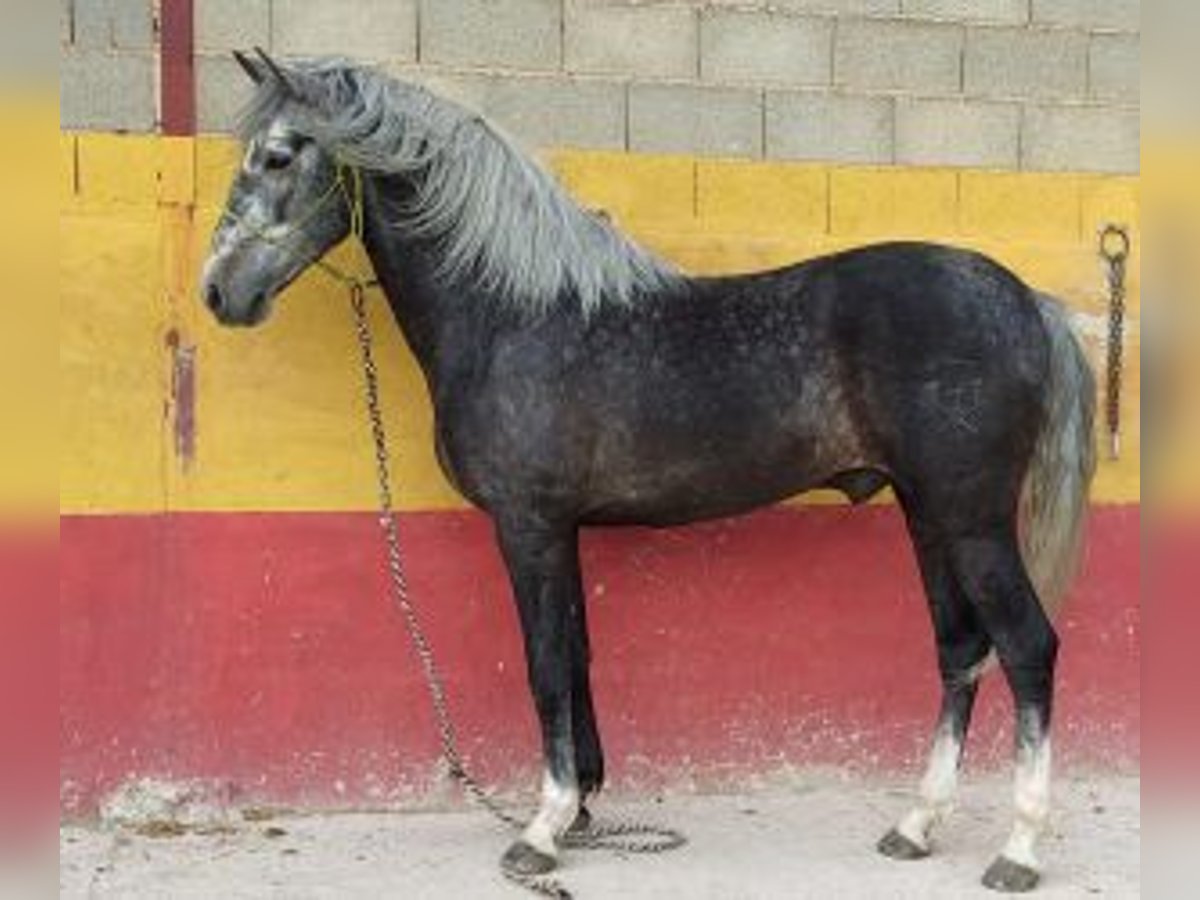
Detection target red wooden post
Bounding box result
[160,0,195,136]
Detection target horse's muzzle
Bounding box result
[201,271,270,327]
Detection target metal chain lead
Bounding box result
[1100,225,1130,460]
[348,285,686,900]
[236,160,686,895]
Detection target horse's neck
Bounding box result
[359,173,490,385]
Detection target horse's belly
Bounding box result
[580,445,837,526]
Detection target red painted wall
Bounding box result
[60,505,1138,815]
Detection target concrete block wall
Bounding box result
[60,0,157,131]
[61,0,1140,172]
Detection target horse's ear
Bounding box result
[253,46,303,102]
[232,50,264,85]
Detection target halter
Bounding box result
[220,160,378,292]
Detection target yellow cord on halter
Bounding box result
[221,161,378,291]
[312,164,378,290]
[345,164,367,245]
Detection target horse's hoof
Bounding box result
[567,805,592,836]
[982,856,1040,893]
[876,827,931,861]
[500,840,558,877]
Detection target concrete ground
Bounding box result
[60,773,1139,899]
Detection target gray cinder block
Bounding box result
[564,0,697,79]
[896,97,1020,167]
[965,27,1088,101]
[72,0,155,50]
[766,91,894,163]
[272,0,417,62]
[1031,0,1139,32]
[61,48,156,131]
[769,1,901,13]
[902,0,1030,24]
[1088,34,1139,104]
[629,83,763,158]
[701,10,833,86]
[196,0,271,53]
[1022,104,1140,173]
[421,0,562,70]
[835,19,964,93]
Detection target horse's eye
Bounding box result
[263,150,293,172]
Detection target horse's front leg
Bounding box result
[570,576,605,804]
[495,517,585,876]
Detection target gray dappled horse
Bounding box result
[202,53,1096,893]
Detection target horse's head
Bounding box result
[201,50,351,327]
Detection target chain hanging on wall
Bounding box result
[1099,224,1130,461]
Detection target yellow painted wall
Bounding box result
[60,134,1140,515]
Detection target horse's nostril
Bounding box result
[205,282,224,314]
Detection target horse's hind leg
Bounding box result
[947,530,1057,893]
[879,532,990,860]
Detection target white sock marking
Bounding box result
[1002,737,1051,869]
[521,770,580,857]
[897,727,963,849]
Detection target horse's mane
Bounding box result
[237,61,679,314]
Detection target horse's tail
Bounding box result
[1018,293,1098,620]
